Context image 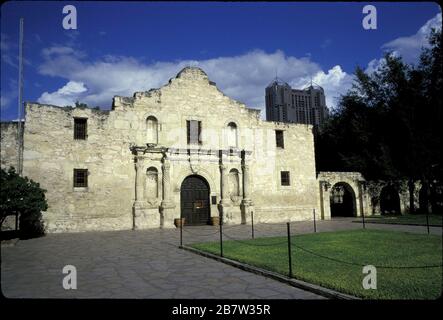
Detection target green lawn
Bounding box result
[356,214,443,226]
[191,229,442,299]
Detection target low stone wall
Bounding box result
[1,215,19,231]
[317,172,420,217]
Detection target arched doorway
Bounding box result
[180,175,210,225]
[330,182,356,217]
[380,186,401,215]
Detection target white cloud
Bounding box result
[37,47,353,114]
[1,79,18,111]
[287,65,353,110]
[1,33,17,68]
[364,13,441,75]
[313,66,353,109]
[1,95,12,110]
[38,81,87,107]
[1,33,32,69]
[365,57,384,74]
[381,13,442,64]
[41,46,78,58]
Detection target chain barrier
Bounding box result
[221,231,288,246]
[221,224,246,230]
[180,220,442,270]
[181,227,220,237]
[291,242,443,269]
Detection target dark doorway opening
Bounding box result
[380,186,401,215]
[180,175,210,225]
[330,182,356,217]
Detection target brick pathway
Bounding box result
[1,218,440,299]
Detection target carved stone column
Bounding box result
[135,156,145,203]
[240,151,253,224]
[219,164,230,206]
[162,158,172,204]
[133,153,146,230]
[160,155,175,228]
[242,163,251,203]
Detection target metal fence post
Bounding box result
[220,214,224,257]
[287,222,293,278]
[426,210,430,235]
[362,207,366,229]
[313,209,317,233]
[180,217,183,248]
[251,210,255,239]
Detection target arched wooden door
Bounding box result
[180,175,210,225]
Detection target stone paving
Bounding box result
[1,218,441,299]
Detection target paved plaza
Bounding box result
[1,218,440,299]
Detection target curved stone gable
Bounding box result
[113,67,261,121]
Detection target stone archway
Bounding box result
[330,182,357,217]
[380,186,401,215]
[180,175,210,225]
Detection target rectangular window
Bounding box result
[73,169,88,188]
[281,171,290,186]
[187,120,202,145]
[275,130,284,148]
[74,118,87,140]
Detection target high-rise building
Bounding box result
[265,78,329,128]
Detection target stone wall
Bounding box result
[22,104,134,232]
[317,172,417,218]
[317,171,368,219]
[0,67,320,232]
[365,180,412,215]
[1,122,22,230]
[0,122,20,171]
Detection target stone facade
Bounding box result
[317,171,419,218]
[317,171,368,219]
[1,122,21,170]
[1,67,320,232]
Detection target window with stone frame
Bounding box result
[74,118,87,140]
[281,171,290,186]
[146,116,158,144]
[275,130,284,148]
[186,120,202,145]
[73,169,88,187]
[227,122,238,148]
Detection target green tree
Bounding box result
[0,167,48,238]
[316,29,442,212]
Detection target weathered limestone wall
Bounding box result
[0,122,21,230]
[2,67,320,232]
[317,172,415,218]
[122,67,319,226]
[317,171,368,219]
[22,104,135,232]
[366,180,412,215]
[251,122,318,223]
[0,122,20,170]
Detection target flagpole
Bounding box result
[17,17,24,176]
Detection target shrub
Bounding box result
[0,167,48,238]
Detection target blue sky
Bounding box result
[1,1,441,120]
